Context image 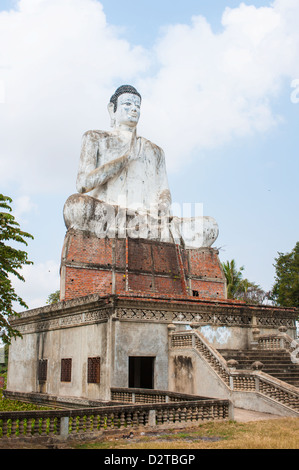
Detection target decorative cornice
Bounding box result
[11,293,297,334]
[15,308,112,334]
[10,294,115,334]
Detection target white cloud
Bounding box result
[1,0,299,311]
[0,0,149,193]
[1,0,299,187]
[1,0,298,191]
[138,0,299,170]
[13,195,37,223]
[11,259,60,310]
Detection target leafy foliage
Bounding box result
[271,242,299,309]
[235,279,269,305]
[0,344,8,374]
[0,391,50,412]
[222,259,268,304]
[221,259,244,299]
[0,194,34,343]
[46,289,60,304]
[0,371,50,411]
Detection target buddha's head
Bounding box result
[108,85,142,130]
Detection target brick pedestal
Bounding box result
[60,229,227,301]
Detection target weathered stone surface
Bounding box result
[6,292,298,414]
[227,359,239,369]
[251,361,264,370]
[63,85,218,247]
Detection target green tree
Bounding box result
[271,242,299,309]
[0,194,34,344]
[46,290,60,304]
[222,259,267,304]
[0,343,9,374]
[236,279,268,305]
[221,259,244,299]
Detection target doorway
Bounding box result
[128,356,155,389]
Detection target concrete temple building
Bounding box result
[6,85,299,418]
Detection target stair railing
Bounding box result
[170,328,299,414]
[170,330,231,387]
[256,331,299,364]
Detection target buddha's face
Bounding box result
[114,93,141,129]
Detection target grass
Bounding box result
[0,375,51,412]
[72,418,299,450]
[0,396,50,412]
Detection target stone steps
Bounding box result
[218,348,299,388]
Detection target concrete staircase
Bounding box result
[170,330,299,416]
[218,349,299,388]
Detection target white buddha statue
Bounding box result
[63,85,218,247]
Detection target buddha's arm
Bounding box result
[158,189,172,215]
[77,154,130,194]
[156,148,172,215]
[76,131,132,194]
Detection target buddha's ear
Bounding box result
[107,102,115,127]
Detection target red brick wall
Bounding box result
[64,266,113,299]
[128,239,152,272]
[154,276,184,295]
[188,249,224,279]
[152,243,180,275]
[66,232,114,265]
[60,230,226,301]
[190,279,225,299]
[128,273,154,292]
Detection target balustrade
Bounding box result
[170,329,299,415]
[0,395,229,439]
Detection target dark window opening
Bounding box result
[38,359,47,382]
[60,358,72,382]
[129,356,155,389]
[192,290,199,297]
[88,357,101,384]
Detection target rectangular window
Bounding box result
[38,359,48,382]
[87,357,101,384]
[60,358,72,382]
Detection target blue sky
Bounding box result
[0,0,298,309]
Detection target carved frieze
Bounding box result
[256,315,295,328]
[115,307,253,327]
[13,295,297,334]
[16,309,111,334]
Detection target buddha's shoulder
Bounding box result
[82,129,113,140]
[140,136,164,155]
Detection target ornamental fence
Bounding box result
[110,387,208,403]
[0,389,231,439]
[257,333,299,361]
